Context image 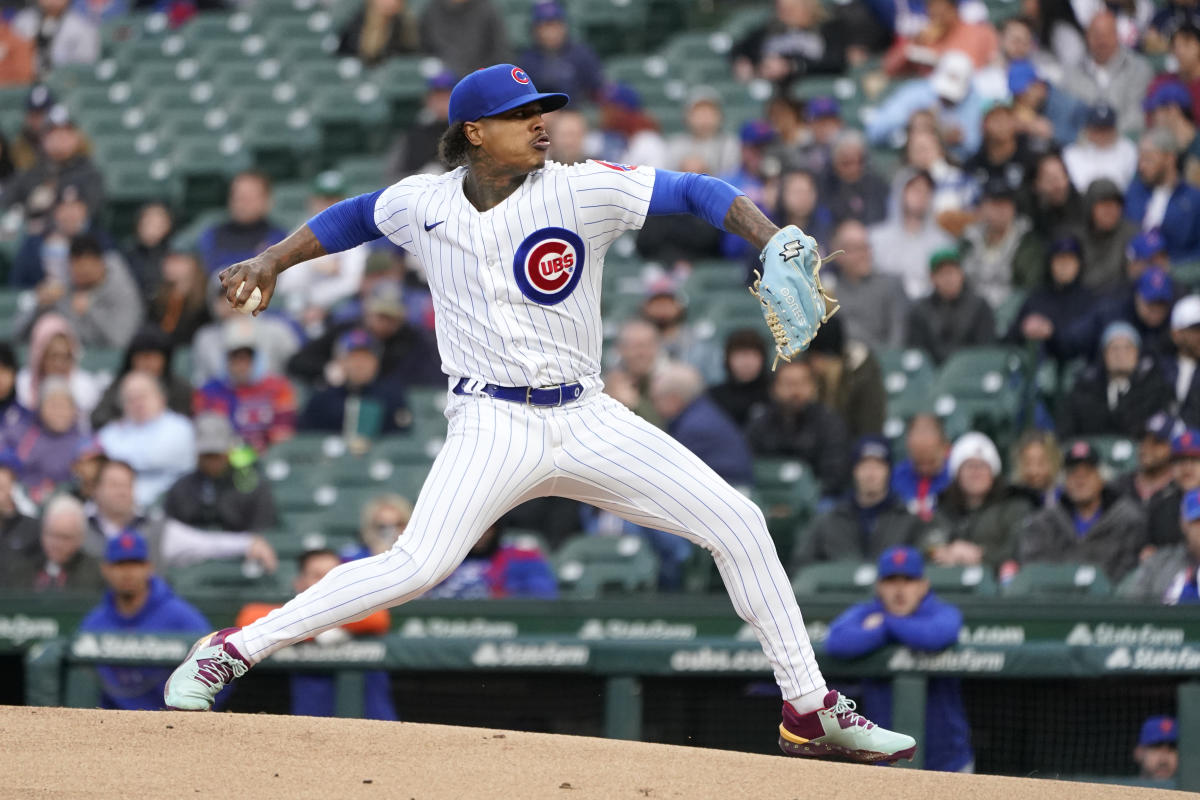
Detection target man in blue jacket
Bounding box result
[77,531,211,710]
[1125,127,1200,262]
[826,545,974,772]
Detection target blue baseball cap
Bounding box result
[1007,60,1040,95]
[852,435,891,464]
[1129,229,1167,261]
[1182,488,1200,523]
[531,0,566,22]
[877,546,924,579]
[448,64,569,124]
[105,530,149,563]
[427,69,457,91]
[600,83,641,111]
[739,119,774,145]
[337,328,381,357]
[807,96,840,120]
[1144,411,1178,441]
[1143,81,1192,113]
[1085,103,1117,129]
[1137,266,1174,303]
[1049,235,1082,256]
[1139,715,1178,747]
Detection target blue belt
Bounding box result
[453,378,584,407]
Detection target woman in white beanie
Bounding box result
[920,431,1035,570]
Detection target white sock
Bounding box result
[226,629,253,664]
[788,685,829,714]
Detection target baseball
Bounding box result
[233,281,263,315]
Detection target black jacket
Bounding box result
[298,378,412,437]
[1146,483,1189,548]
[906,286,996,365]
[287,318,443,388]
[792,494,922,571]
[745,401,850,489]
[163,468,279,533]
[1057,357,1171,439]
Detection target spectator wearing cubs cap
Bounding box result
[792,437,922,569]
[1121,486,1200,608]
[1145,428,1200,551]
[1061,266,1176,363]
[1143,81,1199,171]
[77,530,212,710]
[1058,321,1171,438]
[1126,229,1171,285]
[298,329,412,438]
[518,1,604,106]
[1019,439,1148,581]
[825,545,974,772]
[922,431,1034,570]
[1112,412,1183,507]
[1063,104,1139,193]
[1132,715,1181,782]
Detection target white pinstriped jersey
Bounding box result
[373,160,656,387]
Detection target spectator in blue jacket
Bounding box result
[426,519,558,599]
[518,1,604,104]
[892,413,952,522]
[195,171,286,275]
[77,530,211,710]
[1125,128,1200,262]
[825,545,974,772]
[650,361,753,489]
[1007,60,1087,149]
[298,329,411,438]
[866,51,986,160]
[1062,266,1176,363]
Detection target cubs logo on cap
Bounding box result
[511,67,530,84]
[512,227,585,305]
[449,63,569,124]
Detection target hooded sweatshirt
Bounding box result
[1075,179,1138,294]
[1006,248,1096,360]
[870,167,955,301]
[15,313,104,415]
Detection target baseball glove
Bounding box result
[749,225,841,370]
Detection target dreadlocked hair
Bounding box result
[437,122,475,168]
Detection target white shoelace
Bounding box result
[830,694,874,729]
[195,650,249,688]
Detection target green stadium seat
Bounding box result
[335,155,390,195]
[180,11,256,46]
[754,487,814,567]
[307,83,391,160]
[1001,563,1112,597]
[931,346,1026,440]
[102,160,180,238]
[369,56,430,127]
[370,433,444,465]
[554,534,660,597]
[791,560,876,595]
[238,111,322,182]
[166,558,297,599]
[993,289,1027,338]
[754,457,817,492]
[168,136,253,216]
[925,565,998,597]
[878,347,936,425]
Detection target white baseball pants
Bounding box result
[238,390,826,701]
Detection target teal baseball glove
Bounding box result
[749,225,841,370]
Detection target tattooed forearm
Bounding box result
[262,224,328,275]
[723,195,779,252]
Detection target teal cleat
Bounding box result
[778,691,918,764]
[164,628,250,711]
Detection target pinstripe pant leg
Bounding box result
[239,396,553,663]
[551,394,825,701]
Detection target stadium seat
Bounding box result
[753,487,813,566]
[1001,563,1112,597]
[791,560,876,595]
[878,347,936,423]
[932,346,1026,443]
[265,432,349,466]
[1080,435,1137,474]
[925,565,998,597]
[166,558,297,599]
[553,534,660,598]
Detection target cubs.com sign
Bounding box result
[512,226,585,305]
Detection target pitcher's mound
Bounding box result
[0,706,1188,799]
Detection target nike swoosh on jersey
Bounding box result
[424,220,445,231]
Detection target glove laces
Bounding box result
[749,248,843,371]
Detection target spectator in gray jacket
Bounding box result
[1019,439,1148,582]
[17,234,143,350]
[419,0,510,77]
[870,168,954,303]
[1061,11,1154,136]
[792,436,922,570]
[830,220,909,351]
[1120,487,1200,604]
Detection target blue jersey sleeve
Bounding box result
[307,189,386,254]
[647,170,744,231]
[825,600,891,659]
[884,593,962,651]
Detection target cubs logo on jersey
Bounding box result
[512,227,585,305]
[511,67,531,84]
[593,160,637,171]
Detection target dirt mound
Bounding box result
[0,706,1188,799]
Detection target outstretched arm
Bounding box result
[647,170,779,251]
[218,189,385,314]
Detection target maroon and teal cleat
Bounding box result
[164,628,250,711]
[779,690,918,764]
